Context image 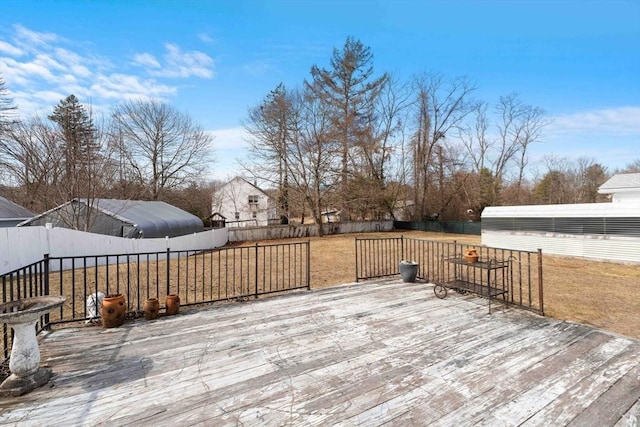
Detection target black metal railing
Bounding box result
[355,236,544,315]
[1,241,310,358]
[1,258,50,359]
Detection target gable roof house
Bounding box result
[597,172,640,204]
[17,198,204,238]
[212,177,277,228]
[0,196,34,228]
[482,173,640,263]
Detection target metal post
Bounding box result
[306,241,311,290]
[255,243,259,298]
[537,249,544,316]
[166,248,171,296]
[43,254,51,329]
[354,239,359,282]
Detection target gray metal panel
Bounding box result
[482,217,640,237]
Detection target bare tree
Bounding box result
[0,116,63,212]
[461,93,549,212]
[621,158,640,173]
[351,74,411,219]
[111,100,214,200]
[409,73,476,220]
[244,85,339,235]
[243,83,292,223]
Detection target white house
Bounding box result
[212,177,277,228]
[597,172,640,203]
[482,173,640,263]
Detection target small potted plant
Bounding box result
[399,260,419,283]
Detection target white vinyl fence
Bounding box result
[228,220,393,242]
[0,226,229,275]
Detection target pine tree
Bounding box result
[0,74,18,137]
[306,37,388,220]
[49,95,99,201]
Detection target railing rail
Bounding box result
[1,241,310,359]
[355,236,543,315]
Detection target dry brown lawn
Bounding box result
[244,230,640,339]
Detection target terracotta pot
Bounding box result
[143,298,159,320]
[165,294,180,315]
[463,248,479,263]
[101,294,126,328]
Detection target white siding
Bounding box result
[482,202,640,263]
[212,177,277,227]
[482,232,640,263]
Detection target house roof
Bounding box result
[19,198,203,238]
[224,176,271,197]
[0,196,34,220]
[598,173,640,194]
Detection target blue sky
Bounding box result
[1,0,639,180]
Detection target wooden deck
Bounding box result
[1,279,639,426]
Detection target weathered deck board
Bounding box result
[0,279,638,426]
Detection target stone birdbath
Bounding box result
[0,295,66,397]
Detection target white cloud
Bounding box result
[133,52,161,69]
[147,43,215,79]
[0,40,23,56]
[90,74,176,100]
[0,25,216,119]
[32,90,68,103]
[529,106,640,171]
[198,32,215,44]
[13,25,60,48]
[548,107,640,137]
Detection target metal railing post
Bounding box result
[538,249,544,316]
[43,254,51,329]
[255,243,259,298]
[306,241,311,290]
[166,248,171,296]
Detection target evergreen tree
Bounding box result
[49,95,100,201]
[306,37,389,220]
[0,74,18,138]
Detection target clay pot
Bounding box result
[143,298,159,320]
[463,248,479,263]
[165,294,180,315]
[101,294,126,328]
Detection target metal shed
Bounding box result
[482,173,640,263]
[17,198,204,238]
[0,196,34,228]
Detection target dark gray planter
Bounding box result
[399,262,419,283]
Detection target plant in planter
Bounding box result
[399,260,419,283]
